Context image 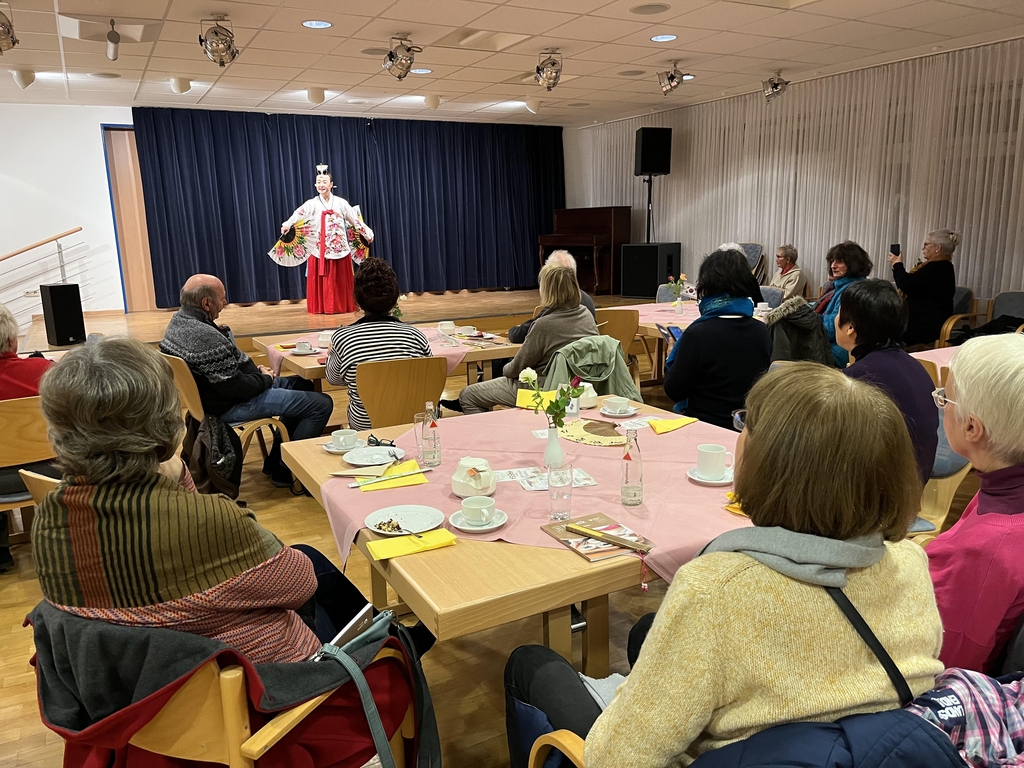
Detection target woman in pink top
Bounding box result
[928,333,1024,673]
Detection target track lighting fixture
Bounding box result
[382,37,421,81]
[0,3,18,54]
[535,50,561,91]
[106,19,119,61]
[12,68,33,88]
[199,16,239,67]
[170,76,191,94]
[762,71,789,103]
[657,64,693,96]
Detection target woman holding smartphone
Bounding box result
[887,230,959,347]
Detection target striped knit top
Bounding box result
[325,316,431,430]
[31,474,321,663]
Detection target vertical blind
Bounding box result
[573,38,1024,300]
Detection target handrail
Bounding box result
[1,227,83,264]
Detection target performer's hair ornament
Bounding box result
[316,163,329,175]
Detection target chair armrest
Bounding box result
[937,312,987,347]
[530,730,586,768]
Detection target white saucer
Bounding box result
[600,405,639,418]
[449,509,508,533]
[323,440,367,454]
[343,446,406,466]
[686,467,734,487]
[290,348,321,356]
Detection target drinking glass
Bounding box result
[548,463,573,521]
[413,412,426,461]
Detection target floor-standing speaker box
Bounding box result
[620,243,680,299]
[39,283,87,347]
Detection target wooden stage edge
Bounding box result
[20,289,645,352]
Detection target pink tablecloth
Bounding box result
[320,407,749,583]
[911,347,958,368]
[615,301,701,329]
[266,333,323,375]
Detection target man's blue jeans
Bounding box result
[220,376,333,442]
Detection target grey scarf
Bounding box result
[701,527,886,587]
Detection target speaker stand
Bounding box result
[643,174,654,243]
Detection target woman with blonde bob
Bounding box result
[453,263,598,413]
[504,364,943,768]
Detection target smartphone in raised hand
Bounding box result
[890,243,901,256]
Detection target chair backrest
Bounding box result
[916,358,941,388]
[760,286,784,309]
[594,308,640,353]
[655,284,675,303]
[952,286,974,316]
[18,470,60,503]
[991,291,1024,321]
[0,396,55,469]
[356,356,448,429]
[161,353,206,422]
[738,243,766,284]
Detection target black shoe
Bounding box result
[439,398,463,413]
[0,548,14,574]
[270,468,294,488]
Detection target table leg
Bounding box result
[542,605,573,664]
[370,566,389,611]
[581,595,610,678]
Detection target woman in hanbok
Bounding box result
[281,164,373,314]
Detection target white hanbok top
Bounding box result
[282,193,374,261]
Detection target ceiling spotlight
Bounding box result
[650,34,676,42]
[199,16,239,67]
[307,86,325,105]
[383,37,421,81]
[535,50,561,91]
[302,20,332,29]
[170,76,191,94]
[424,94,440,110]
[525,98,541,114]
[106,19,120,61]
[12,68,33,89]
[762,71,790,103]
[657,64,692,96]
[0,4,18,54]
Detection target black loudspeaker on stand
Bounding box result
[39,283,87,347]
[621,243,680,299]
[634,127,672,243]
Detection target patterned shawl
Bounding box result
[32,474,282,608]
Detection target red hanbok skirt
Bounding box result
[307,256,355,315]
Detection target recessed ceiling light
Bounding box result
[567,102,590,107]
[410,67,432,74]
[347,98,369,104]
[630,3,671,14]
[302,20,332,29]
[618,69,646,77]
[360,47,389,56]
[651,34,676,42]
[681,72,695,80]
[89,72,120,79]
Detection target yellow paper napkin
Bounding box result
[365,528,457,561]
[725,491,747,517]
[516,389,558,409]
[358,460,429,492]
[649,416,698,435]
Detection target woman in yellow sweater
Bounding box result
[504,364,943,768]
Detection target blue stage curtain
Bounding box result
[132,107,564,307]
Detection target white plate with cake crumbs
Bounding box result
[365,506,445,536]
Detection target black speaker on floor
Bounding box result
[39,283,87,347]
[621,243,680,299]
[634,127,672,177]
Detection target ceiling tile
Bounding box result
[63,52,149,69]
[590,0,713,21]
[145,56,235,76]
[919,10,1022,36]
[232,49,322,69]
[8,10,58,35]
[740,38,834,62]
[505,35,602,56]
[857,28,947,51]
[795,20,904,45]
[685,31,779,54]
[574,42,676,62]
[350,18,456,49]
[469,6,579,35]
[57,0,172,17]
[861,1,977,29]
[543,15,650,43]
[668,2,784,31]
[0,49,63,67]
[791,43,884,65]
[308,54,392,75]
[208,62,306,80]
[263,7,373,36]
[381,0,498,27]
[733,9,845,37]
[613,24,718,48]
[247,30,341,55]
[800,0,922,20]
[166,0,277,29]
[4,31,59,52]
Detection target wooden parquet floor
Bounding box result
[0,372,979,767]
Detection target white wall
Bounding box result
[0,104,132,330]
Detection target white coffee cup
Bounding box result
[696,444,734,481]
[461,496,495,525]
[605,396,629,413]
[318,331,332,349]
[438,321,456,334]
[460,326,477,335]
[757,302,769,312]
[295,340,313,353]
[332,429,358,450]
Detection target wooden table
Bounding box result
[281,397,688,677]
[252,332,521,385]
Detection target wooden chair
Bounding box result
[1017,323,1024,334]
[160,353,289,460]
[0,396,55,545]
[530,730,584,768]
[18,470,59,504]
[937,290,1024,347]
[126,646,415,768]
[356,357,448,429]
[594,309,642,387]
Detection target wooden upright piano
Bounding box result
[538,206,631,295]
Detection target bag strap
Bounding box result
[320,644,398,768]
[825,587,913,707]
[393,622,443,768]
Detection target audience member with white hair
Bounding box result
[927,333,1024,673]
[888,229,960,347]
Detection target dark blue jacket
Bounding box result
[690,709,965,768]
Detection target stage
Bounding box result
[20,289,643,352]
